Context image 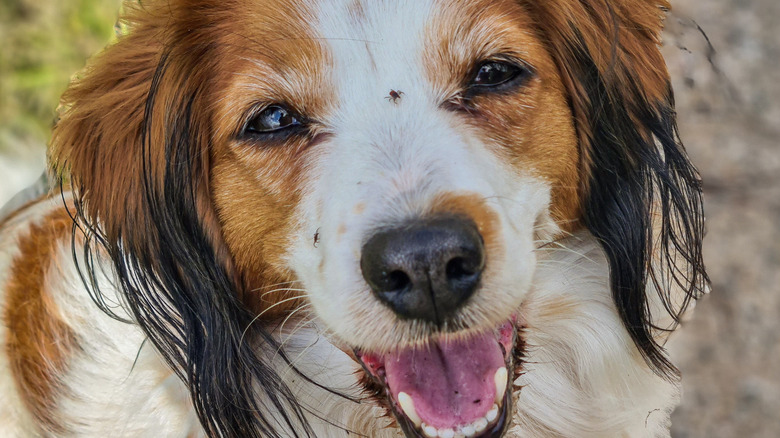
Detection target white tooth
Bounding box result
[423,424,438,438]
[398,392,423,427]
[459,424,476,437]
[494,367,508,404]
[486,404,499,422]
[439,429,456,438]
[473,417,489,433]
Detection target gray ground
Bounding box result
[0,0,777,436]
[663,1,780,437]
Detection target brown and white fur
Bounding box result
[0,0,707,437]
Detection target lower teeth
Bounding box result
[417,403,500,438]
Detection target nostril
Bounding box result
[383,270,412,293]
[446,256,475,280]
[445,251,483,291]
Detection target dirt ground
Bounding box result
[663,1,780,437]
[0,0,778,436]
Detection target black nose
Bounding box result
[360,216,485,325]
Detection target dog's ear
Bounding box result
[523,0,709,377]
[50,7,163,247]
[50,4,310,436]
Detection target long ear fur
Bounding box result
[522,0,709,377]
[50,3,312,436]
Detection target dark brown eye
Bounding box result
[244,105,301,134]
[470,61,526,88]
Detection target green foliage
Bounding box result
[0,0,120,152]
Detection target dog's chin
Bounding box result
[354,318,523,438]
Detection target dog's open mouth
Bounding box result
[356,319,519,438]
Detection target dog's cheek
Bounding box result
[288,182,370,334]
[210,152,304,317]
[472,78,580,235]
[524,82,581,230]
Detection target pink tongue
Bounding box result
[384,333,504,429]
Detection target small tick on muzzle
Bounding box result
[385,89,404,104]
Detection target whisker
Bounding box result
[238,295,308,350]
[249,280,303,293]
[279,305,314,342]
[259,288,308,299]
[536,242,599,265]
[258,295,308,318]
[284,317,320,347]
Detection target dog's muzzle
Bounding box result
[357,215,515,438]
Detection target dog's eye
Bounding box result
[469,61,528,88]
[244,105,301,135]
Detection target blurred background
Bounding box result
[0,0,121,200]
[0,0,777,436]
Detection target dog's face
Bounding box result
[213,0,579,311]
[51,0,707,436]
[211,1,578,433]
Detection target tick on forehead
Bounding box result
[385,89,404,103]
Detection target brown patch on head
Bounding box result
[520,0,673,208]
[425,0,581,232]
[207,0,333,318]
[4,207,77,433]
[50,0,332,320]
[425,0,675,235]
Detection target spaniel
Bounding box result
[0,0,708,437]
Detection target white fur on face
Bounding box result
[286,0,556,353]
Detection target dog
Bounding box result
[0,0,708,436]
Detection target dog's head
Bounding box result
[50,0,707,436]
